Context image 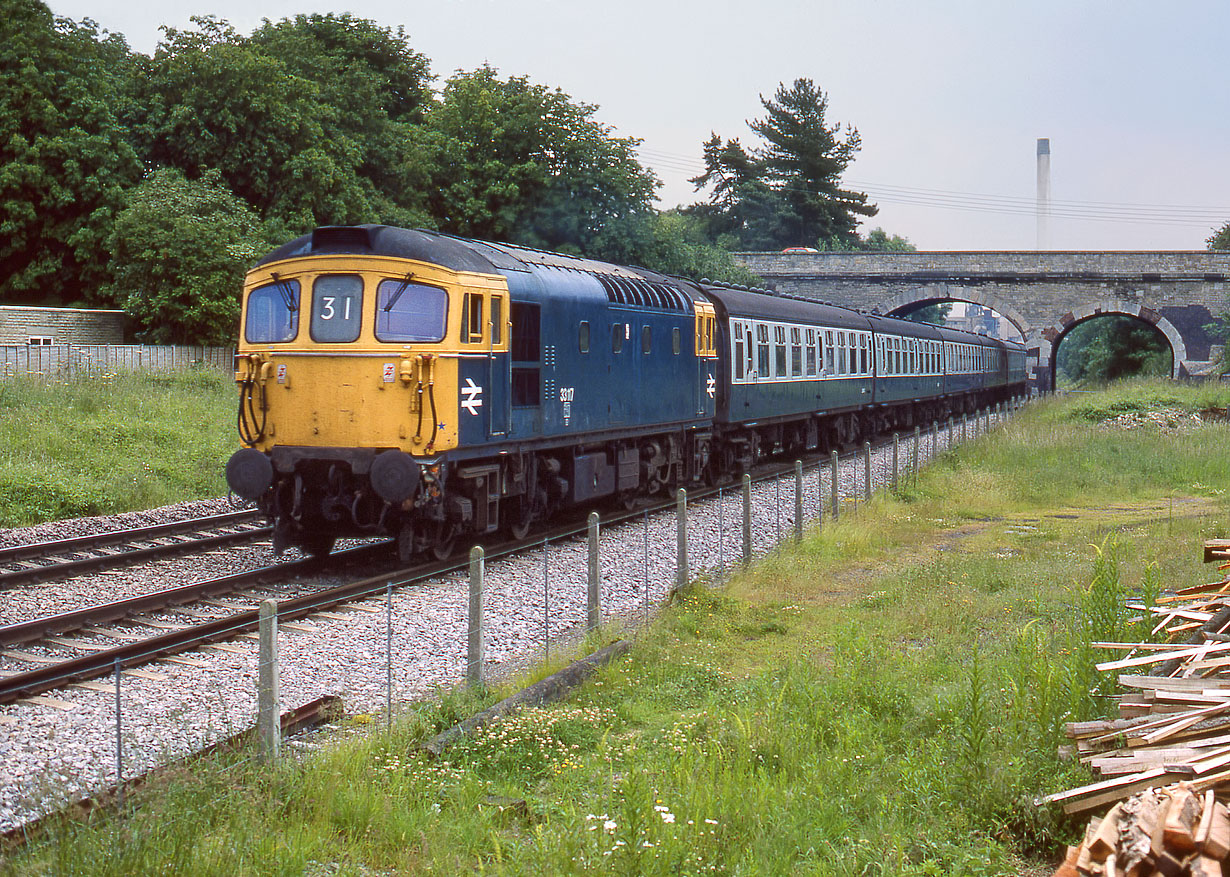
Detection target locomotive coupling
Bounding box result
[225,448,273,500]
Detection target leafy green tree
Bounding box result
[128,17,375,234]
[635,211,764,286]
[1209,222,1230,251]
[427,66,658,256]
[862,227,916,252]
[904,303,953,326]
[247,13,437,230]
[689,79,876,251]
[106,168,265,345]
[1055,316,1172,386]
[0,0,141,304]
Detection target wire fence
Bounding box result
[3,396,1030,837]
[0,345,234,380]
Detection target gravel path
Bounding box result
[0,414,999,832]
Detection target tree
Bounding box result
[106,169,265,345]
[247,13,437,230]
[427,66,658,256]
[1055,316,1172,386]
[751,78,877,247]
[128,17,376,235]
[635,211,764,287]
[1209,222,1230,251]
[689,79,876,251]
[0,0,141,304]
[861,227,916,252]
[905,303,953,326]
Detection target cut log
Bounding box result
[1190,855,1223,877]
[1201,801,1230,859]
[1161,783,1200,853]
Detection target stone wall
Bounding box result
[0,306,127,345]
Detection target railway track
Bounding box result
[0,414,988,706]
[0,510,271,589]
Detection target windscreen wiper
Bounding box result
[383,273,416,312]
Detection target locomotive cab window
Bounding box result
[461,293,484,344]
[375,278,447,342]
[490,295,503,345]
[246,278,300,344]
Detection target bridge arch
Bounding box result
[1035,299,1187,384]
[878,283,1031,340]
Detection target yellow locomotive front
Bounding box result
[224,236,509,558]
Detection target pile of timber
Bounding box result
[1043,542,1230,875]
[1053,784,1229,876]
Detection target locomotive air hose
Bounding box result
[426,355,437,453]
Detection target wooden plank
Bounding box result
[1204,539,1230,563]
[1097,642,1230,672]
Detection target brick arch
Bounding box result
[878,283,1032,339]
[1035,299,1187,381]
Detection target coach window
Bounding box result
[756,325,769,377]
[734,324,745,380]
[642,325,652,354]
[578,321,590,353]
[823,331,834,374]
[790,327,802,376]
[859,335,868,375]
[310,274,363,343]
[805,329,817,376]
[773,326,787,377]
[673,326,682,355]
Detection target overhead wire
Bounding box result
[634,145,1230,229]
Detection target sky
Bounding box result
[45,0,1230,251]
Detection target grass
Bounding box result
[7,378,1230,874]
[0,369,236,526]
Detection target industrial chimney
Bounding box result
[1036,138,1051,250]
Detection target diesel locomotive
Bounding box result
[225,225,1027,559]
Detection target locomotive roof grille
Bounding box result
[597,275,687,312]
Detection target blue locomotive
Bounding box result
[224,225,1027,559]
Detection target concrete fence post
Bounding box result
[913,426,921,486]
[468,546,485,685]
[675,489,688,593]
[257,599,279,761]
[587,512,601,630]
[794,460,803,542]
[931,420,938,459]
[891,433,899,492]
[741,474,752,564]
[831,450,840,520]
[863,442,871,501]
[816,461,824,529]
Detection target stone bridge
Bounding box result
[735,251,1230,391]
